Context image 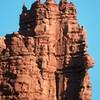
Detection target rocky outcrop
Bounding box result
[0,0,94,100]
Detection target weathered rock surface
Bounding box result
[0,0,94,100]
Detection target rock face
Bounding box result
[0,0,94,100]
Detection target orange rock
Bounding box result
[0,0,94,100]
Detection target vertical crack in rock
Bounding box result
[0,0,94,100]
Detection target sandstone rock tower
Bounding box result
[0,0,94,100]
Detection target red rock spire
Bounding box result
[0,0,94,100]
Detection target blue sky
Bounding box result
[0,0,100,99]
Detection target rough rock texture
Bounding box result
[0,0,94,100]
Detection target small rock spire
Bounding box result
[59,0,67,11]
[60,0,67,5]
[22,2,27,13]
